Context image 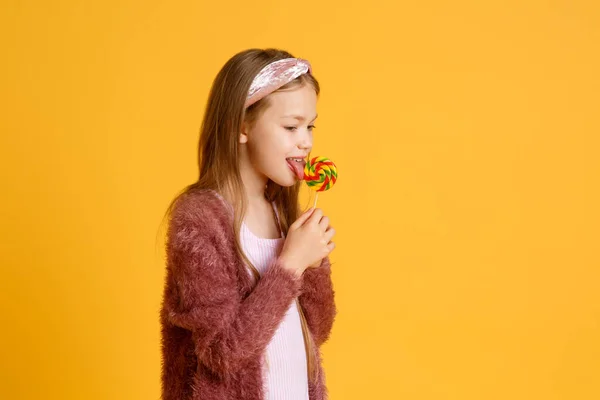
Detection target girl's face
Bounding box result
[240,84,317,189]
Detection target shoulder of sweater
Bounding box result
[169,189,233,236]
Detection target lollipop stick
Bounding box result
[312,192,319,209]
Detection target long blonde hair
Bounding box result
[164,48,321,382]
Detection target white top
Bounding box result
[240,203,309,400]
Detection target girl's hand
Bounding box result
[307,210,334,269]
[279,208,336,277]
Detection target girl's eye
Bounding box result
[284,125,316,132]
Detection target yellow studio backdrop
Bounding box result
[1,1,599,399]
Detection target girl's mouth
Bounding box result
[286,157,306,180]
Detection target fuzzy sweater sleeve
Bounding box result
[163,193,303,379]
[298,256,337,347]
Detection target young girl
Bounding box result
[160,48,337,400]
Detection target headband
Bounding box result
[245,57,312,108]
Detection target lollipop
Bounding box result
[303,156,338,208]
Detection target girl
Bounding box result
[160,48,337,400]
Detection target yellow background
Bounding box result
[2,1,599,399]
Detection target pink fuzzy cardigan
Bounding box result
[160,189,337,400]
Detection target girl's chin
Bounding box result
[266,167,300,187]
[268,175,298,188]
[273,179,296,188]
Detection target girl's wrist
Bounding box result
[278,254,303,278]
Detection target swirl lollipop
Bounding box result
[303,156,338,208]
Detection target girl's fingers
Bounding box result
[308,208,324,225]
[291,207,315,229]
[324,227,336,243]
[319,216,330,231]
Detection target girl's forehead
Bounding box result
[264,87,317,116]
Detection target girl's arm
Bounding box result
[162,194,302,380]
[298,256,337,347]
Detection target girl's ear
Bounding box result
[239,121,249,144]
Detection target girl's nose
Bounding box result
[299,131,313,150]
[299,139,312,151]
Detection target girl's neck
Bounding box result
[238,144,268,202]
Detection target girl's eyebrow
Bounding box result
[281,114,318,122]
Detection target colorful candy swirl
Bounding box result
[303,156,338,192]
